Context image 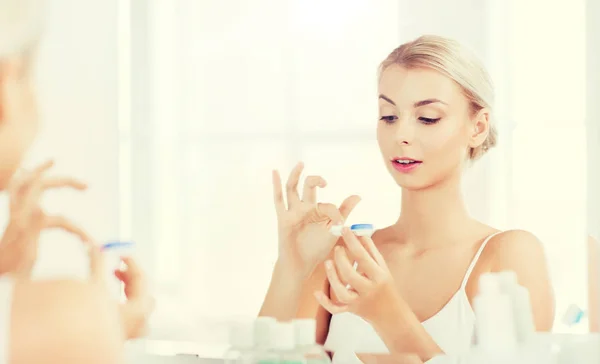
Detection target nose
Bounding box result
[394,117,415,146]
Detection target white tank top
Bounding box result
[324,232,501,363]
[0,276,13,364]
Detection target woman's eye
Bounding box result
[379,115,397,124]
[419,117,441,125]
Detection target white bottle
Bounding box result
[293,318,331,364]
[254,317,278,364]
[272,321,306,364]
[224,320,255,364]
[473,273,518,352]
[496,271,536,344]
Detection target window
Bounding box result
[125,0,405,352]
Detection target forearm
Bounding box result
[259,260,328,321]
[296,264,328,318]
[259,260,305,320]
[372,294,443,362]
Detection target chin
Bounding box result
[387,168,448,192]
[386,169,430,191]
[394,178,432,192]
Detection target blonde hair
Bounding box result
[380,34,497,160]
[0,0,43,59]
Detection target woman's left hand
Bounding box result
[314,226,401,324]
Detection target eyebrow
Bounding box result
[378,94,448,107]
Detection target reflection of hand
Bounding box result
[115,257,154,339]
[273,162,361,280]
[315,227,401,325]
[88,243,154,340]
[0,160,89,277]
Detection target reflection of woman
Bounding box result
[0,1,152,363]
[260,35,555,363]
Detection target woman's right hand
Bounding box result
[272,162,361,280]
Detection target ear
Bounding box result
[468,108,490,149]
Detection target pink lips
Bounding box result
[391,157,422,173]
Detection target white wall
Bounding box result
[588,0,600,242]
[25,0,120,279]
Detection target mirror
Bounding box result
[119,0,594,355]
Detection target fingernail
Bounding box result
[325,260,333,269]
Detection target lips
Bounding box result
[391,157,422,173]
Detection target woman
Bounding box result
[0,0,153,363]
[259,35,555,363]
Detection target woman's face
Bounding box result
[0,55,38,190]
[376,64,488,191]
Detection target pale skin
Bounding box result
[0,47,153,363]
[259,64,555,363]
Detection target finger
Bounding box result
[44,215,92,243]
[314,290,348,315]
[13,177,87,222]
[324,260,358,304]
[285,162,304,209]
[7,163,51,199]
[114,269,127,283]
[7,169,30,195]
[19,160,55,191]
[121,257,143,282]
[31,160,55,175]
[40,177,88,191]
[359,235,387,267]
[334,246,370,293]
[341,227,380,277]
[339,195,361,220]
[119,257,145,298]
[316,203,344,225]
[272,170,286,215]
[301,175,326,204]
[23,177,87,209]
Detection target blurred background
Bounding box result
[1,0,598,359]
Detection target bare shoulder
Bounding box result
[482,229,555,330]
[10,280,125,364]
[481,229,549,271]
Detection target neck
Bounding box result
[395,172,473,248]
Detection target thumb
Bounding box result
[339,195,361,220]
